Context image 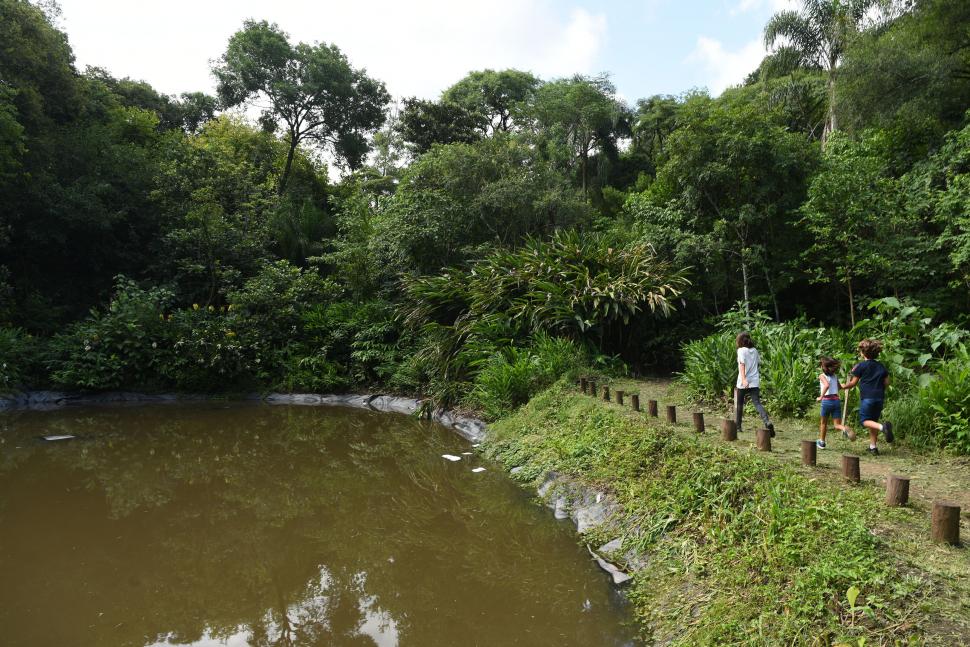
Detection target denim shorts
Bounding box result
[858,398,885,425]
[820,398,842,419]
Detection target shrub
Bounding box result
[0,327,45,391]
[156,307,259,391]
[50,278,173,390]
[470,334,588,419]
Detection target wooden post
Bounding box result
[616,390,625,406]
[631,394,640,412]
[666,405,677,424]
[589,382,597,397]
[692,412,704,433]
[842,455,860,483]
[580,378,588,394]
[720,418,737,441]
[931,502,960,545]
[756,428,771,451]
[602,386,610,402]
[648,400,658,417]
[800,440,817,466]
[885,474,910,507]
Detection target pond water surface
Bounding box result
[0,403,638,646]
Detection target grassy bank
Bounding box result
[484,381,970,645]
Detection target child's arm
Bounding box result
[842,375,860,390]
[817,374,828,401]
[738,360,748,388]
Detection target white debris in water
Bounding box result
[441,454,462,462]
[471,467,486,473]
[42,435,74,441]
[472,443,481,447]
[461,452,473,455]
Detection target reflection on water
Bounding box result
[0,403,637,647]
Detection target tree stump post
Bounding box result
[842,455,860,483]
[800,440,817,466]
[631,394,640,412]
[602,386,610,402]
[692,412,705,433]
[720,418,737,441]
[580,378,588,394]
[666,405,677,424]
[616,390,625,406]
[931,502,960,545]
[885,474,910,507]
[589,382,597,398]
[648,400,658,417]
[756,428,771,451]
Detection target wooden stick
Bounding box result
[602,386,610,402]
[885,474,910,507]
[720,418,737,441]
[589,382,597,397]
[801,439,817,466]
[756,428,771,451]
[631,394,640,412]
[666,405,677,424]
[580,378,588,394]
[931,501,960,545]
[692,412,704,433]
[842,455,860,483]
[616,390,625,406]
[648,400,658,417]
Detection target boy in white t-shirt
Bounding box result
[734,332,775,437]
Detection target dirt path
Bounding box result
[609,377,970,513]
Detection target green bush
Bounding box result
[157,307,260,391]
[50,278,173,390]
[470,333,588,419]
[0,327,44,391]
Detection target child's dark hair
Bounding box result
[820,356,841,375]
[858,338,883,359]
[736,332,754,349]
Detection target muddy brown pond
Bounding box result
[0,403,638,646]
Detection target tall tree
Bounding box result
[441,69,540,134]
[213,20,389,194]
[531,75,629,199]
[397,97,482,153]
[764,0,880,144]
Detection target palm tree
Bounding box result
[763,0,879,145]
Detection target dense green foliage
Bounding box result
[1,0,969,429]
[487,384,935,644]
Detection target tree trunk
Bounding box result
[741,255,751,325]
[822,73,838,148]
[847,274,856,328]
[279,131,299,196]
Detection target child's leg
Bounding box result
[819,416,828,442]
[864,421,880,447]
[748,388,771,427]
[834,417,855,440]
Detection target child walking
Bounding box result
[841,339,894,455]
[734,332,775,437]
[815,357,855,449]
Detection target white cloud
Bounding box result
[730,0,791,15]
[55,0,607,100]
[687,36,766,95]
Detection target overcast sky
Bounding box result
[52,0,792,104]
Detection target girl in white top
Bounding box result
[734,332,774,436]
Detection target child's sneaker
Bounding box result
[882,421,894,443]
[816,439,826,449]
[868,446,880,456]
[767,422,775,438]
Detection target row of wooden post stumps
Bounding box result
[577,377,961,546]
